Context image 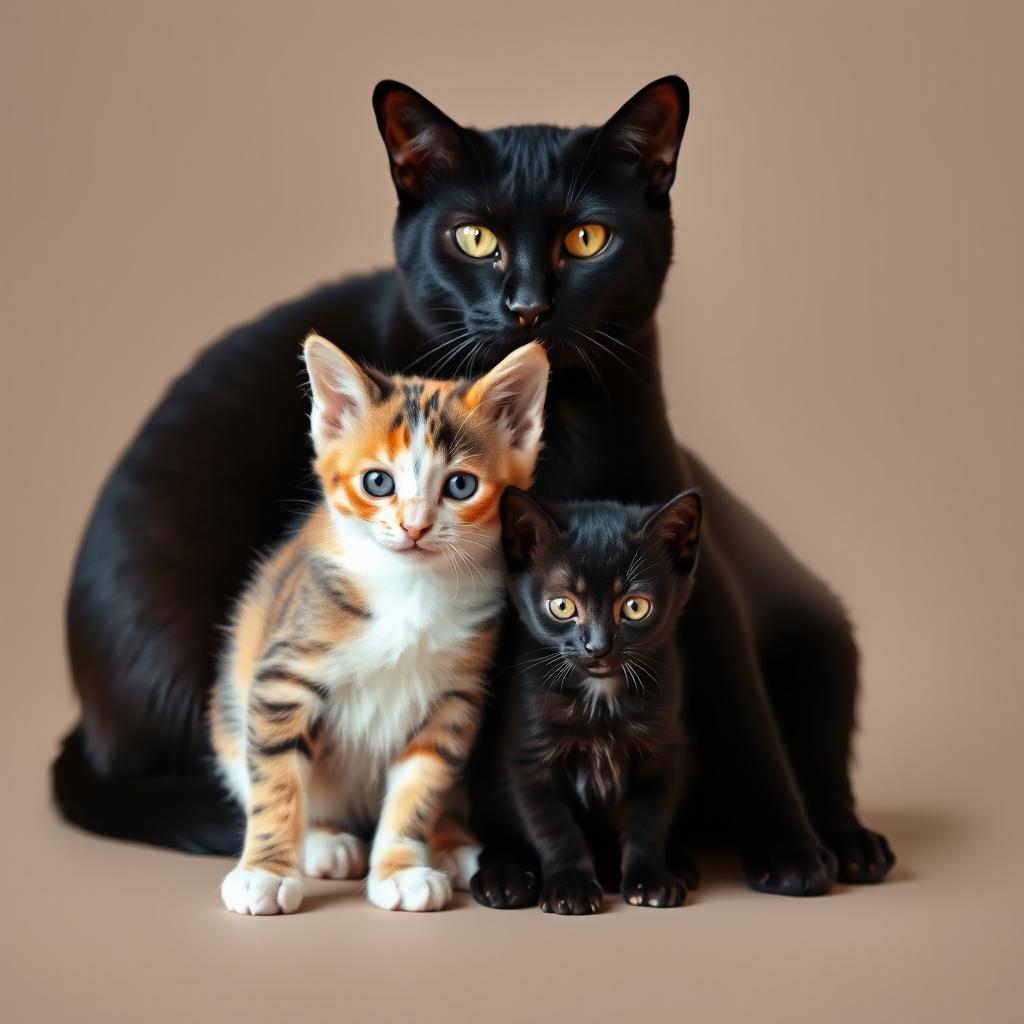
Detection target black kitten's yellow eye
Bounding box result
[622,596,652,621]
[547,597,577,620]
[564,223,608,258]
[454,225,499,259]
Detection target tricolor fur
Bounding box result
[211,334,548,914]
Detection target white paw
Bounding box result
[303,831,369,879]
[221,866,304,916]
[367,866,452,912]
[432,843,481,891]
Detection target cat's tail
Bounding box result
[51,726,243,856]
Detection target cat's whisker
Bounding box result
[570,327,647,388]
[594,325,655,367]
[404,328,472,372]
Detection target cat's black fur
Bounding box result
[470,489,702,914]
[54,77,894,893]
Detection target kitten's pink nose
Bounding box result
[400,521,432,542]
[399,503,434,542]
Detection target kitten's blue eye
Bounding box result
[362,470,395,497]
[443,473,479,500]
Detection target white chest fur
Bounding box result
[306,555,505,827]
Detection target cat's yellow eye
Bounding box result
[454,224,499,259]
[547,596,577,621]
[621,596,652,621]
[564,223,608,258]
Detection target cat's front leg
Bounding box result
[366,687,483,912]
[620,757,687,909]
[510,771,603,915]
[221,672,320,916]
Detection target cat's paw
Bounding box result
[539,870,603,915]
[221,866,304,915]
[622,863,687,908]
[367,866,452,912]
[821,824,895,884]
[743,839,838,897]
[431,843,481,891]
[470,863,540,909]
[303,831,369,880]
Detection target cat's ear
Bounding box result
[465,342,550,455]
[641,489,702,570]
[372,80,469,200]
[303,334,389,453]
[500,487,558,572]
[599,75,689,195]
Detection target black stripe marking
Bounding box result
[251,735,313,759]
[254,664,330,700]
[308,558,372,620]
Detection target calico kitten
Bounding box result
[469,487,702,915]
[211,335,548,914]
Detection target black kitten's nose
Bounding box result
[505,297,551,329]
[583,639,612,659]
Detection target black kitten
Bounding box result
[470,488,702,915]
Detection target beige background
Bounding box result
[2,1,1022,1021]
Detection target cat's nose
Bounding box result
[505,297,552,329]
[399,503,434,542]
[400,520,432,542]
[583,637,612,659]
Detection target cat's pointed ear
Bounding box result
[303,334,389,453]
[465,342,550,457]
[500,487,558,572]
[372,80,469,200]
[641,489,702,570]
[599,75,689,195]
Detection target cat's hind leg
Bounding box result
[428,815,481,892]
[303,824,369,880]
[759,591,896,884]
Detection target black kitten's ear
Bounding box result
[599,75,689,195]
[642,489,702,570]
[500,487,558,572]
[372,80,469,199]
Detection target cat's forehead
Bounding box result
[376,377,482,461]
[476,124,594,212]
[545,505,651,589]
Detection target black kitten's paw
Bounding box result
[822,824,896,884]
[470,863,539,909]
[743,839,838,897]
[539,870,604,915]
[622,863,687,908]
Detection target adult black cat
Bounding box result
[471,489,703,915]
[54,76,893,893]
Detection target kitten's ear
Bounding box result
[641,489,702,570]
[465,342,550,456]
[500,487,558,572]
[372,80,469,200]
[303,334,388,453]
[599,75,689,195]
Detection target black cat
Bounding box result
[54,76,893,892]
[470,489,702,915]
